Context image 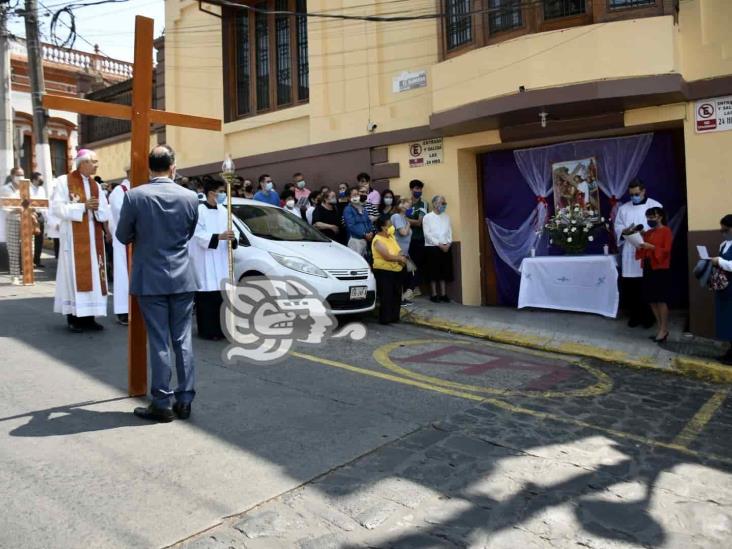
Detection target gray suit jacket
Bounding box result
[116,177,199,296]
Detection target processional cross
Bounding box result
[0,179,48,285]
[42,16,222,397]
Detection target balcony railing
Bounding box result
[10,38,133,79]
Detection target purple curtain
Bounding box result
[482,131,688,307]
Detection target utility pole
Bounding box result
[0,0,14,177]
[23,0,51,182]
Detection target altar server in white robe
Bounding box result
[52,149,110,333]
[614,178,662,328]
[190,178,238,340]
[108,166,131,325]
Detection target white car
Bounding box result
[230,198,376,315]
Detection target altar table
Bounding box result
[518,255,619,318]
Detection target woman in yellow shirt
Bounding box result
[371,217,407,325]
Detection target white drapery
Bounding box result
[486,133,654,273]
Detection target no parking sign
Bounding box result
[695,96,732,133]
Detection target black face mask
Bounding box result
[359,195,367,203]
[36,180,44,186]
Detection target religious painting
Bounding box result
[551,157,601,213]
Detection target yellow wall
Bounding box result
[93,135,158,181]
[683,104,732,231]
[678,0,732,81]
[432,16,677,114]
[387,131,501,306]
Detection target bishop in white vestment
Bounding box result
[108,168,131,324]
[52,150,110,332]
[613,179,662,328]
[190,180,238,340]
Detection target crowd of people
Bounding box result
[172,169,456,321]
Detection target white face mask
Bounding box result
[11,175,21,185]
[383,197,393,206]
[286,199,296,208]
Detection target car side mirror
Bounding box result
[238,233,250,247]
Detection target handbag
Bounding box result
[709,267,730,291]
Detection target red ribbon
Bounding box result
[536,195,548,206]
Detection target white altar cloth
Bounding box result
[518,255,619,318]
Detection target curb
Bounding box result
[403,312,732,384]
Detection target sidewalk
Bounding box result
[401,298,732,383]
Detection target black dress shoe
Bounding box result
[88,320,105,331]
[173,402,191,420]
[116,314,129,326]
[134,405,174,423]
[430,296,441,303]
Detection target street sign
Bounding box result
[695,96,732,133]
[408,137,443,168]
[392,70,427,93]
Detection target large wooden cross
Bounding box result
[0,179,48,285]
[42,16,222,397]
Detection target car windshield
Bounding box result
[233,204,330,243]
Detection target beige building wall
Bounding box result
[387,131,500,306]
[431,16,677,114]
[93,134,159,182]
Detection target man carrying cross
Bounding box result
[51,149,110,333]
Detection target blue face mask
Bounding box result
[438,204,447,214]
[216,192,227,205]
[631,195,644,205]
[647,219,658,228]
[413,191,422,199]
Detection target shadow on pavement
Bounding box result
[1,288,731,548]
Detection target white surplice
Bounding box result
[613,197,662,278]
[190,203,238,292]
[107,180,130,314]
[52,174,110,317]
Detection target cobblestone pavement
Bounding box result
[177,325,732,549]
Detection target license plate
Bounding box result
[349,286,368,300]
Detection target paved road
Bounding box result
[1,267,731,548]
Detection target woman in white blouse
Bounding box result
[422,195,453,303]
[711,214,732,364]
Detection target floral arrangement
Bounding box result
[544,203,608,255]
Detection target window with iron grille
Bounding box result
[543,0,586,20]
[230,0,309,119]
[445,0,473,50]
[608,0,654,7]
[488,0,523,34]
[235,11,250,116]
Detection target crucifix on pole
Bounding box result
[0,179,47,285]
[42,15,222,397]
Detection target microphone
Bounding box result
[94,176,104,184]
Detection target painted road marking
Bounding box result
[672,388,730,448]
[290,350,732,467]
[374,339,613,398]
[401,346,573,390]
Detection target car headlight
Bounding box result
[269,252,327,278]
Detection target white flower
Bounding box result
[583,227,589,233]
[588,236,594,242]
[567,237,573,243]
[549,239,553,244]
[563,228,569,233]
[601,217,605,222]
[571,220,577,224]
[574,206,580,211]
[571,227,577,232]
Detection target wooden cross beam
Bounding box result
[43,16,222,397]
[0,179,48,285]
